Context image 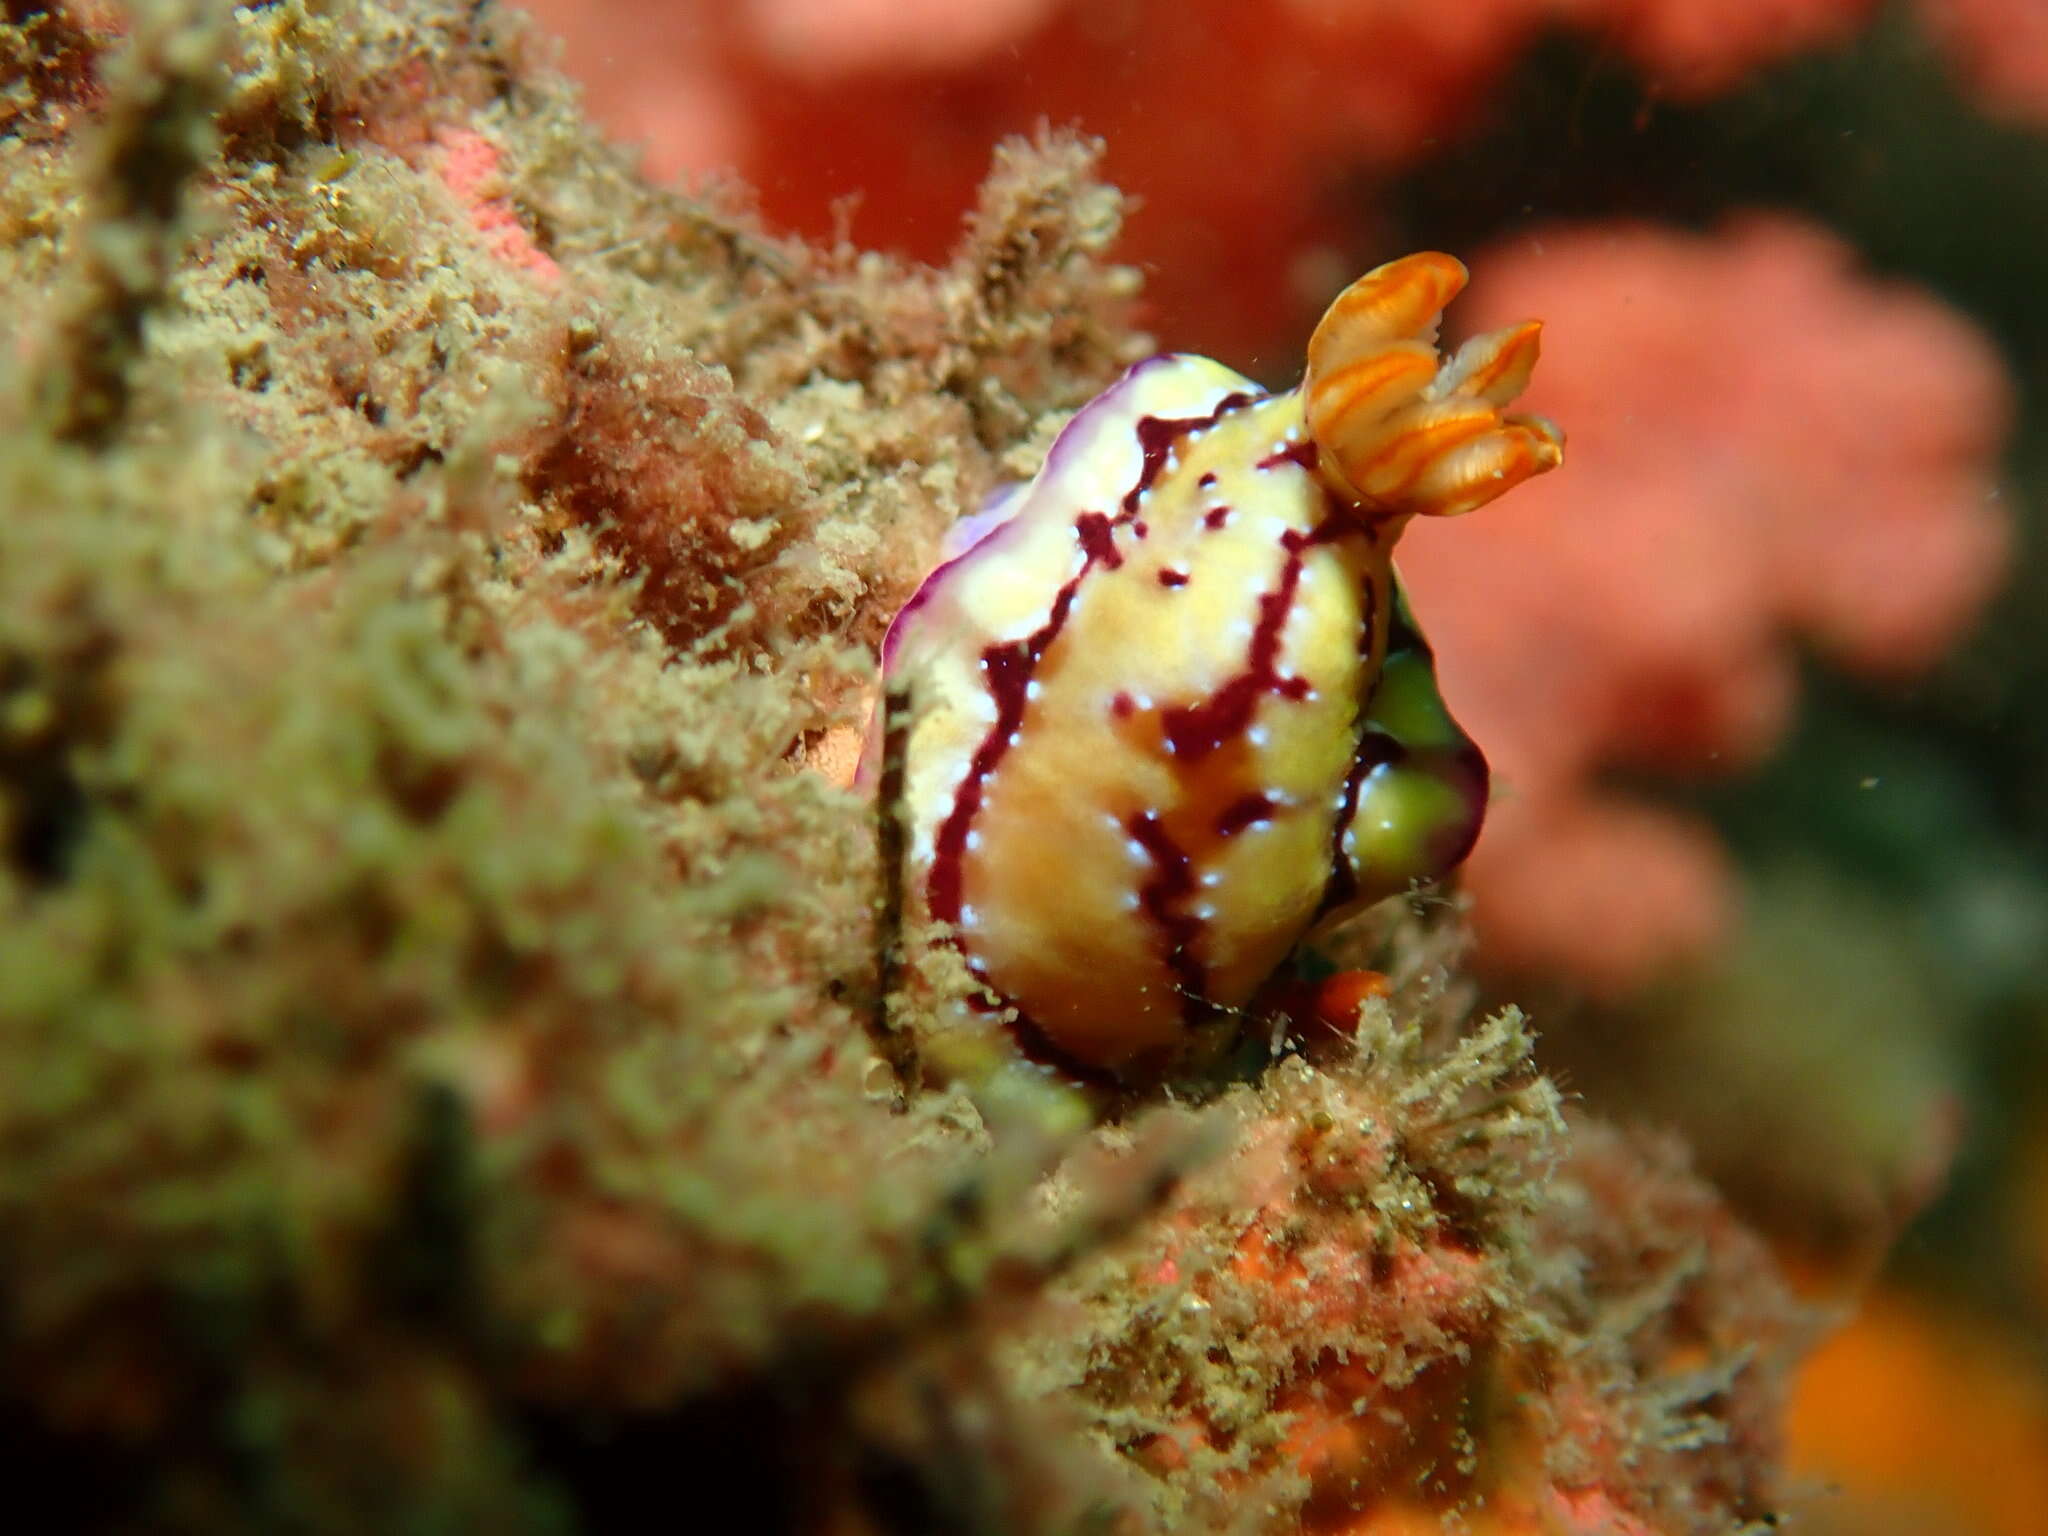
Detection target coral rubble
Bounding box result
[1,4,1817,1531]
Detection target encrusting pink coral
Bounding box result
[432,127,562,283]
[1395,216,2011,992]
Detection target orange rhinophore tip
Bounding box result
[1303,253,1563,519]
[1302,343,1440,467]
[1407,412,1564,520]
[1438,318,1544,406]
[1305,252,1468,374]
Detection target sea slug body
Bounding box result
[877,253,1563,1073]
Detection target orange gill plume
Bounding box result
[1304,252,1564,519]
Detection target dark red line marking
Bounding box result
[1323,728,1395,913]
[1320,580,1383,912]
[1214,792,1277,839]
[1120,395,1254,517]
[930,390,1262,928]
[1257,439,1317,472]
[919,386,1264,1070]
[1126,810,1207,1017]
[926,556,1090,925]
[1159,520,1342,761]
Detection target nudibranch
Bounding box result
[875,253,1562,1074]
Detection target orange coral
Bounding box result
[1786,1291,2048,1536]
[432,128,562,283]
[1395,216,2011,991]
[516,0,1879,358]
